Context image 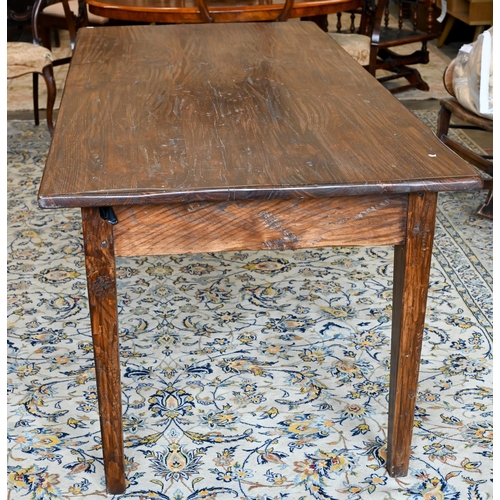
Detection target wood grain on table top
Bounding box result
[38,22,482,209]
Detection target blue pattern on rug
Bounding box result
[7,118,492,499]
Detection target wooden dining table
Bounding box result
[38,21,482,494]
[86,0,363,30]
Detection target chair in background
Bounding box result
[29,0,108,107]
[330,0,441,93]
[328,30,371,67]
[34,0,109,53]
[437,60,493,218]
[6,0,85,135]
[7,39,56,135]
[35,0,96,121]
[328,2,373,70]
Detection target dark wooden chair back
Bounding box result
[336,0,441,93]
[25,0,81,134]
[195,0,295,23]
[32,0,84,66]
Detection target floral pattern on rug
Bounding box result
[7,118,492,499]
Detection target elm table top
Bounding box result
[38,22,482,209]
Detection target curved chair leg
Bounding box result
[477,189,493,219]
[42,65,57,135]
[33,72,40,126]
[436,105,451,138]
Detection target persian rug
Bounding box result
[7,116,492,500]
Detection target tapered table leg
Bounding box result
[387,192,438,477]
[81,207,126,494]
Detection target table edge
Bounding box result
[38,177,484,209]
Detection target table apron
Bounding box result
[111,194,408,257]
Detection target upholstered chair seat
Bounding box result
[7,42,56,134]
[7,42,54,77]
[328,32,371,67]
